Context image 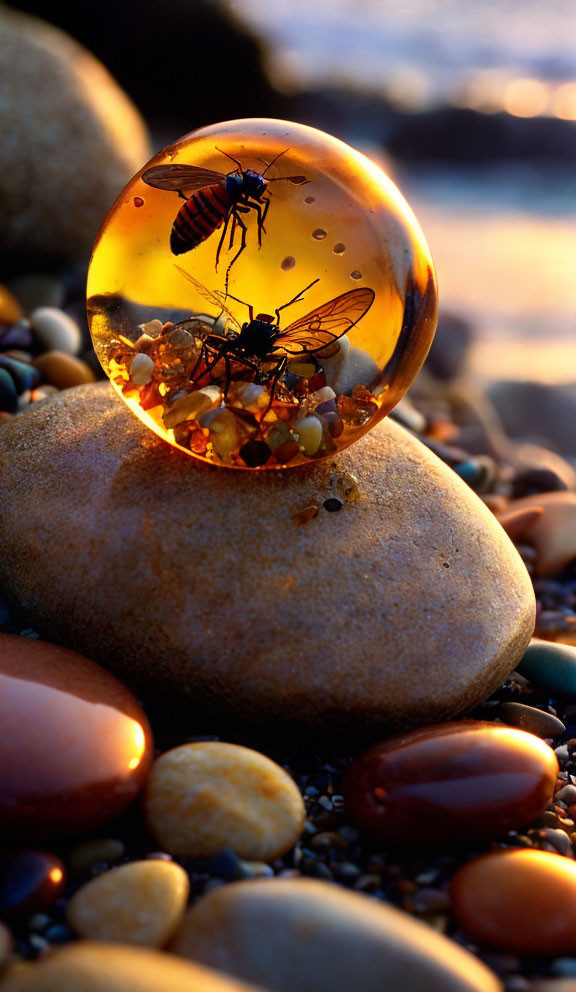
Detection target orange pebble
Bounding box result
[495,505,544,541]
[33,350,96,390]
[0,285,23,324]
[451,849,576,955]
[499,493,576,576]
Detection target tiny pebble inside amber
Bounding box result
[88,119,437,469]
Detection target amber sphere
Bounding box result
[344,721,558,847]
[0,634,153,842]
[87,118,437,469]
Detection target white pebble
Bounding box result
[295,415,323,457]
[242,383,269,411]
[311,386,336,405]
[130,353,155,385]
[30,306,82,355]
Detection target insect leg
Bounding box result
[224,209,249,291]
[225,292,254,322]
[262,356,287,412]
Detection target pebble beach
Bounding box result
[2,6,576,992]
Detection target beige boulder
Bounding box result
[0,8,150,261]
[173,877,501,992]
[0,943,262,992]
[0,384,535,733]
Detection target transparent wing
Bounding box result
[275,288,375,356]
[174,265,241,332]
[141,164,227,194]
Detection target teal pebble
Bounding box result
[0,355,40,393]
[0,368,18,412]
[516,639,576,696]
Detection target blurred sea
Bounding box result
[228,0,576,382]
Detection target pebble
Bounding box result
[0,8,150,261]
[495,506,544,542]
[344,721,558,846]
[516,639,576,696]
[497,701,565,738]
[144,742,305,861]
[451,850,576,956]
[174,877,501,992]
[0,922,12,971]
[500,493,576,576]
[0,384,536,734]
[129,353,155,386]
[0,851,65,921]
[32,352,96,390]
[67,839,125,876]
[66,860,189,948]
[0,286,23,325]
[29,308,82,355]
[0,370,18,413]
[0,943,263,992]
[294,415,323,456]
[0,634,153,841]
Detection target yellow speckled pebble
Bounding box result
[0,943,264,992]
[144,742,305,861]
[66,860,189,948]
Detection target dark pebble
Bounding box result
[517,640,576,696]
[0,321,33,352]
[498,701,565,738]
[239,440,271,467]
[513,467,568,497]
[0,851,66,923]
[0,368,18,413]
[323,498,343,512]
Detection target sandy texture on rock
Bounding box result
[0,384,535,733]
[0,9,150,261]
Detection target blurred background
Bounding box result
[6,0,576,388]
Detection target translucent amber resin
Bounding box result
[87,118,437,469]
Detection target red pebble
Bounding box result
[344,720,558,846]
[0,634,153,842]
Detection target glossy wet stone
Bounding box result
[0,634,153,841]
[516,639,576,696]
[0,851,65,922]
[344,721,558,846]
[451,850,576,956]
[497,701,565,738]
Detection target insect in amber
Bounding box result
[142,149,307,275]
[175,267,374,408]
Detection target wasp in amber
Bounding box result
[142,149,307,274]
[175,266,375,405]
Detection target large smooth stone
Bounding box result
[173,877,501,992]
[0,634,152,841]
[0,8,150,261]
[0,943,263,992]
[0,384,535,733]
[343,721,558,846]
[451,850,576,956]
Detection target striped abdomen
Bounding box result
[170,184,231,256]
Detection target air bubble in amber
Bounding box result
[87,118,437,469]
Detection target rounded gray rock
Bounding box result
[0,9,150,261]
[173,877,502,992]
[0,384,535,733]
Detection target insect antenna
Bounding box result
[275,278,320,321]
[215,146,243,172]
[261,147,290,177]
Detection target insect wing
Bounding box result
[275,288,375,356]
[174,265,241,332]
[141,164,227,194]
